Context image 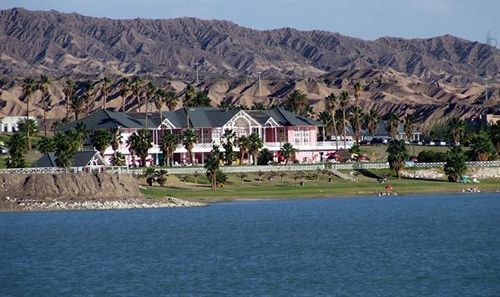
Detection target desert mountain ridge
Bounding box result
[0,7,498,126]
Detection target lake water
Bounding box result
[1,193,499,296]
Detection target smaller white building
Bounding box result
[0,116,38,133]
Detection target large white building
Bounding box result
[0,116,37,133]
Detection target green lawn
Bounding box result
[140,171,500,203]
[361,145,451,161]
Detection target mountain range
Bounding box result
[0,7,498,126]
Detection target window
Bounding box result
[212,129,220,144]
[294,129,301,144]
[303,129,310,144]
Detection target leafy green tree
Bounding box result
[111,152,126,166]
[182,129,197,164]
[338,91,349,148]
[37,137,55,154]
[205,145,221,190]
[160,133,179,166]
[247,133,263,165]
[257,148,273,165]
[127,129,153,167]
[469,131,496,161]
[444,146,467,182]
[387,139,408,178]
[91,129,113,155]
[222,129,236,165]
[279,143,297,164]
[5,133,28,168]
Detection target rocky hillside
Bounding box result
[0,7,498,124]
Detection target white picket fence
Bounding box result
[0,161,499,175]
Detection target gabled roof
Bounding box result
[62,109,157,131]
[247,108,322,126]
[34,151,109,168]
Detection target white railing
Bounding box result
[1,161,498,175]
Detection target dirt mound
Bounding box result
[0,173,142,201]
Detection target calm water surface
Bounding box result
[1,193,499,296]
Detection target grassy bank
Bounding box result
[140,170,499,203]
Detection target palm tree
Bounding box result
[182,129,197,164]
[83,83,95,117]
[53,132,77,168]
[111,152,126,166]
[63,79,75,119]
[38,75,51,137]
[183,84,196,107]
[387,139,408,178]
[110,128,122,152]
[160,132,179,166]
[365,110,381,139]
[237,135,249,165]
[120,78,131,112]
[100,77,112,109]
[127,129,153,167]
[385,113,399,139]
[339,91,349,148]
[144,82,158,128]
[222,129,236,165]
[284,90,307,114]
[251,102,268,110]
[302,104,315,118]
[280,143,297,164]
[324,93,338,148]
[154,88,166,126]
[205,145,221,191]
[164,90,178,111]
[318,111,333,141]
[193,90,211,107]
[70,93,86,121]
[91,129,113,155]
[403,114,415,141]
[132,76,143,112]
[247,133,263,165]
[469,131,495,161]
[444,146,467,182]
[353,82,363,145]
[350,106,364,143]
[6,133,28,168]
[37,136,55,154]
[21,77,36,149]
[448,118,465,145]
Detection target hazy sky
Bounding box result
[0,0,498,43]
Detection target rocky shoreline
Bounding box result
[1,197,205,212]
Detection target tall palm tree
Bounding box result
[183,84,196,107]
[22,77,36,149]
[279,143,297,164]
[160,133,179,166]
[101,77,112,109]
[339,91,350,149]
[284,90,307,114]
[91,129,113,155]
[127,129,153,167]
[182,129,197,164]
[120,78,130,112]
[38,75,51,137]
[448,117,465,145]
[63,79,75,119]
[132,76,143,112]
[237,135,249,165]
[324,93,338,148]
[350,106,364,143]
[387,139,408,179]
[154,88,166,127]
[71,93,86,121]
[165,90,178,111]
[247,132,263,165]
[385,113,399,139]
[353,82,363,145]
[144,82,157,129]
[318,111,333,141]
[365,110,381,139]
[110,127,122,152]
[403,113,415,141]
[83,82,95,116]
